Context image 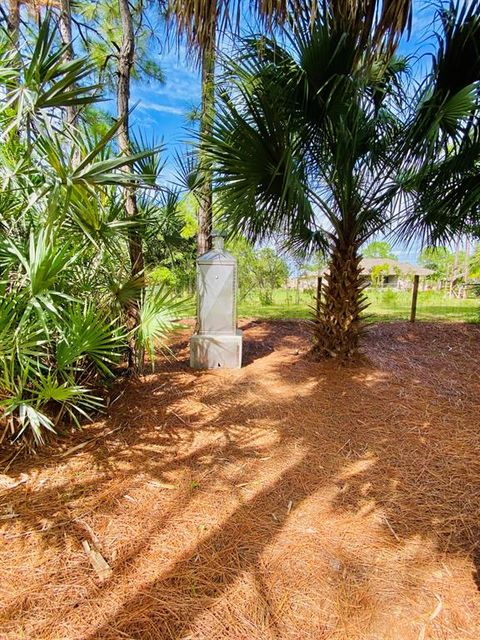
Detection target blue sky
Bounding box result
[126,1,440,262]
[129,2,438,156]
[131,49,200,178]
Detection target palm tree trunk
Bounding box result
[117,0,144,372]
[312,240,368,360]
[197,32,215,256]
[58,0,77,127]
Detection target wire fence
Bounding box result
[237,283,480,323]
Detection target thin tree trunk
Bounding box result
[197,30,215,256]
[449,238,461,298]
[7,0,19,43]
[462,236,470,298]
[117,0,144,372]
[312,239,368,360]
[58,0,77,127]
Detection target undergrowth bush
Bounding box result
[381,288,400,305]
[0,20,185,450]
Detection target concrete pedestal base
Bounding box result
[190,331,243,369]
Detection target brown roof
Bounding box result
[359,258,433,277]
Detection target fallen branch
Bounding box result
[57,426,124,458]
[82,540,112,582]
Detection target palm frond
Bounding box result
[137,285,190,368]
[56,304,126,377]
[0,14,101,135]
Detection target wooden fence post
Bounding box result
[410,275,420,322]
[316,276,322,319]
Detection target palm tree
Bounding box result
[202,1,479,358]
[166,0,335,255]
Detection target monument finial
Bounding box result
[211,230,225,251]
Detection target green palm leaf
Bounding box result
[137,285,190,367]
[56,305,126,377]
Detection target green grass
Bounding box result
[237,288,480,323]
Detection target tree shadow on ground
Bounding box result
[1,321,480,639]
[151,319,312,368]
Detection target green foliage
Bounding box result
[143,192,197,293]
[149,265,177,287]
[363,241,397,260]
[137,285,190,368]
[75,0,166,90]
[419,247,455,280]
[0,17,181,449]
[381,288,399,305]
[469,244,480,279]
[369,263,391,287]
[228,240,288,304]
[0,18,100,136]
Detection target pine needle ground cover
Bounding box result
[1,321,479,639]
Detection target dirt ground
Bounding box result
[1,320,480,640]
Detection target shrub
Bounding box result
[0,20,184,449]
[382,289,399,305]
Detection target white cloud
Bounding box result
[138,101,185,116]
[145,54,201,104]
[132,54,200,120]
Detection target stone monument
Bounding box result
[190,233,243,369]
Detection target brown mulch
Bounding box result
[1,320,480,640]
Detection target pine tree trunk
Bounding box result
[117,0,144,373]
[7,0,19,42]
[197,33,215,256]
[312,240,368,360]
[4,0,20,104]
[59,0,77,127]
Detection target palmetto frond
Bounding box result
[1,229,79,320]
[55,304,126,376]
[0,14,180,446]
[398,136,480,245]
[1,370,103,445]
[166,0,412,59]
[0,15,100,134]
[206,67,318,244]
[130,131,166,187]
[399,1,480,243]
[0,293,46,365]
[137,285,190,367]
[410,1,480,153]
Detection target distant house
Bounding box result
[287,258,433,291]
